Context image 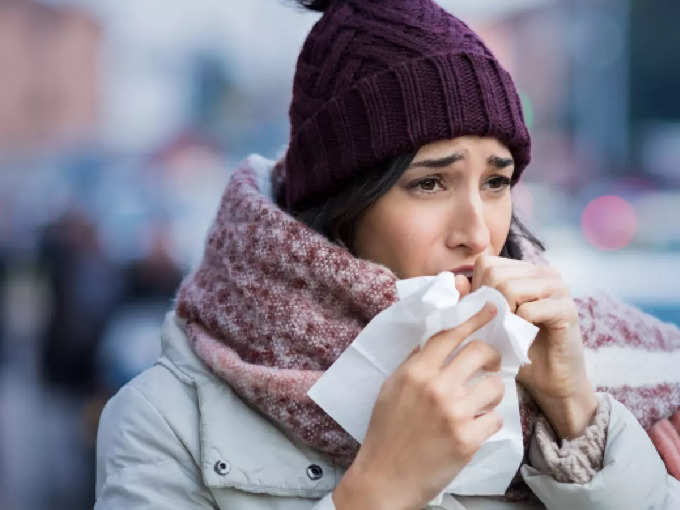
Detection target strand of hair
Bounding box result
[295,0,332,13]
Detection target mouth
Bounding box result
[450,265,474,283]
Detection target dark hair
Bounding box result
[278,152,544,261]
[293,0,332,12]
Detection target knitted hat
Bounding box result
[282,0,531,210]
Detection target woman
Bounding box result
[94,0,680,508]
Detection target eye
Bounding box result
[408,175,445,193]
[419,178,439,191]
[484,175,511,191]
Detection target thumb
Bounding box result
[454,274,471,298]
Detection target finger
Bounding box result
[494,277,566,313]
[395,344,423,375]
[516,297,578,328]
[418,303,497,367]
[471,255,525,291]
[457,373,505,417]
[442,340,501,384]
[454,274,471,298]
[468,409,503,445]
[472,256,557,292]
[406,344,421,360]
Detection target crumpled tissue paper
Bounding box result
[307,271,539,504]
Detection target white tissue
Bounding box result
[307,271,539,500]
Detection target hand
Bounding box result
[333,300,504,510]
[471,255,597,439]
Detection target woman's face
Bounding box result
[353,136,514,279]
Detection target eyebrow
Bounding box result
[408,152,514,170]
[488,155,514,169]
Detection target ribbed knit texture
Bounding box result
[529,393,611,484]
[282,0,531,210]
[175,156,680,499]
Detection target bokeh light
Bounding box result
[581,195,637,250]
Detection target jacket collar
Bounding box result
[158,311,341,497]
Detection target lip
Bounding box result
[450,265,474,278]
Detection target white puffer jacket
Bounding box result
[94,311,680,509]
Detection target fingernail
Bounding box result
[484,302,497,314]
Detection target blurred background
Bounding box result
[0,0,678,508]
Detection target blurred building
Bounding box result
[0,0,100,157]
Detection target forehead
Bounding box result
[413,136,512,162]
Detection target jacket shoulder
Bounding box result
[114,361,200,456]
[96,310,345,507]
[94,364,215,508]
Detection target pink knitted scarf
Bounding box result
[175,156,680,494]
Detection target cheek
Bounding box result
[487,198,512,255]
[389,207,441,266]
[355,200,441,277]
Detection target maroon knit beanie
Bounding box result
[282,0,531,210]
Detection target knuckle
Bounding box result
[423,380,447,406]
[490,375,505,400]
[466,339,486,353]
[446,402,466,423]
[496,280,514,299]
[515,302,531,319]
[474,256,488,274]
[489,346,502,366]
[493,412,504,432]
[400,365,426,388]
[486,265,502,285]
[555,298,577,321]
[451,427,476,457]
[467,340,499,363]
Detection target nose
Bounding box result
[444,190,490,255]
